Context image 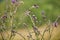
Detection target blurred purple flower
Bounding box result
[41,10,45,15]
[2,15,7,19]
[11,0,17,4]
[53,22,58,27]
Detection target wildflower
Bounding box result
[41,10,46,20]
[32,15,37,22]
[32,25,40,35]
[32,15,37,19]
[53,22,58,27]
[11,30,16,33]
[11,0,17,4]
[1,15,7,23]
[1,15,7,19]
[32,4,39,8]
[25,10,31,16]
[11,0,16,4]
[12,0,24,7]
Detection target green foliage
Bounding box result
[0,0,60,28]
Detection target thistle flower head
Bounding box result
[41,10,46,20]
[41,10,45,15]
[32,4,39,8]
[1,15,7,19]
[1,15,7,23]
[53,22,58,27]
[11,30,16,34]
[11,0,17,4]
[25,10,31,16]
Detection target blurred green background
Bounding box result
[0,0,60,28]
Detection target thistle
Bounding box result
[41,10,46,20]
[23,23,34,40]
[53,22,58,27]
[32,4,39,8]
[32,15,38,23]
[25,10,31,16]
[11,0,17,4]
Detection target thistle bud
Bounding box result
[32,4,39,8]
[11,0,16,4]
[32,15,37,20]
[32,15,36,18]
[53,22,58,27]
[2,15,7,19]
[25,10,31,16]
[41,10,46,20]
[1,15,7,23]
[11,30,16,33]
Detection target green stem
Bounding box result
[16,32,26,40]
[29,15,40,40]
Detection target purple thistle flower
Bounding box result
[53,22,58,27]
[1,15,7,23]
[32,25,40,35]
[1,12,7,22]
[12,0,15,3]
[11,0,17,4]
[2,15,7,19]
